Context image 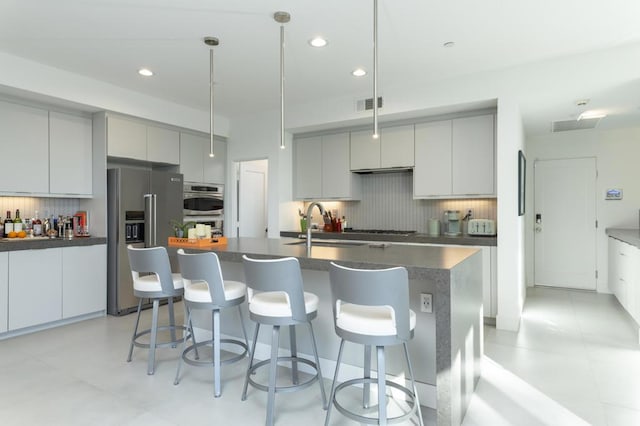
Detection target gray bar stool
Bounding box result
[241,255,327,426]
[325,262,423,426]
[173,249,249,398]
[126,245,186,375]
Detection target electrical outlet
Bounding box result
[420,293,433,313]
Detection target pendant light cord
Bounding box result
[280,23,286,150]
[373,0,379,139]
[209,47,215,157]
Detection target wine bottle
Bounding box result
[13,209,23,233]
[33,210,42,236]
[4,210,13,235]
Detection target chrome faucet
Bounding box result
[305,202,326,249]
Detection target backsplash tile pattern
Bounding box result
[312,172,497,233]
[0,197,80,220]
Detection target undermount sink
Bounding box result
[286,240,366,248]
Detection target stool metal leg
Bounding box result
[324,339,345,426]
[237,305,250,357]
[148,299,160,375]
[213,309,221,398]
[127,299,143,362]
[168,296,177,346]
[403,342,424,426]
[174,307,193,385]
[376,345,387,426]
[242,323,261,401]
[289,325,299,385]
[307,322,327,408]
[266,325,281,426]
[363,345,371,408]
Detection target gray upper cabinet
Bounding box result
[147,125,180,165]
[414,114,495,198]
[107,115,180,165]
[294,132,360,200]
[180,132,226,184]
[294,136,322,199]
[0,100,49,194]
[452,115,495,196]
[380,125,414,168]
[350,125,415,171]
[414,120,452,197]
[350,129,380,170]
[107,116,146,161]
[49,112,93,196]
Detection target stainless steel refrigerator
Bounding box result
[107,168,183,315]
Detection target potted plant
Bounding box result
[170,219,196,238]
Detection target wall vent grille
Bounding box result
[551,117,601,132]
[356,96,383,112]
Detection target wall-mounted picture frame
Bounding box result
[518,150,526,216]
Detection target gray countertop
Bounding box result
[606,228,640,248]
[0,236,107,252]
[280,230,497,246]
[184,237,480,280]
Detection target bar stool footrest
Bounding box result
[247,356,320,394]
[333,377,419,425]
[182,338,249,367]
[132,325,188,349]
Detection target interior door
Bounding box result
[534,158,597,290]
[238,159,268,238]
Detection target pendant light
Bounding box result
[274,11,290,150]
[204,36,219,157]
[372,0,379,139]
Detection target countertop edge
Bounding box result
[280,231,497,247]
[606,228,640,248]
[0,237,107,252]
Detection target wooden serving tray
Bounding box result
[168,236,227,249]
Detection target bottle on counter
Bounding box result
[33,210,42,236]
[341,216,347,230]
[13,209,23,233]
[5,210,14,235]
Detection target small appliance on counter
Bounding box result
[443,210,461,236]
[467,219,497,236]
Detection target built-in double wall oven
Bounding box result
[183,182,224,236]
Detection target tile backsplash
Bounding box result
[0,197,80,221]
[309,172,496,233]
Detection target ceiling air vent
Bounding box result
[551,117,601,132]
[356,96,383,112]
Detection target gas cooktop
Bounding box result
[345,229,416,235]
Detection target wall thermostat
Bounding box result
[605,188,623,200]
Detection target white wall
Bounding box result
[496,98,526,331]
[526,126,640,293]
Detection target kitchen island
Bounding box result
[184,237,483,426]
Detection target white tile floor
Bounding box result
[1,286,639,425]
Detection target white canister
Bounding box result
[187,227,197,240]
[196,224,206,237]
[428,218,440,236]
[204,225,212,238]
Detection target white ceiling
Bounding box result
[2,0,640,135]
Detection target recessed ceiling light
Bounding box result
[138,68,154,77]
[443,41,455,48]
[352,68,367,77]
[309,37,327,48]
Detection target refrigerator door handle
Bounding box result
[144,193,157,247]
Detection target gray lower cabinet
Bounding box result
[9,248,63,330]
[62,245,107,318]
[0,252,7,333]
[6,244,107,333]
[608,237,640,323]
